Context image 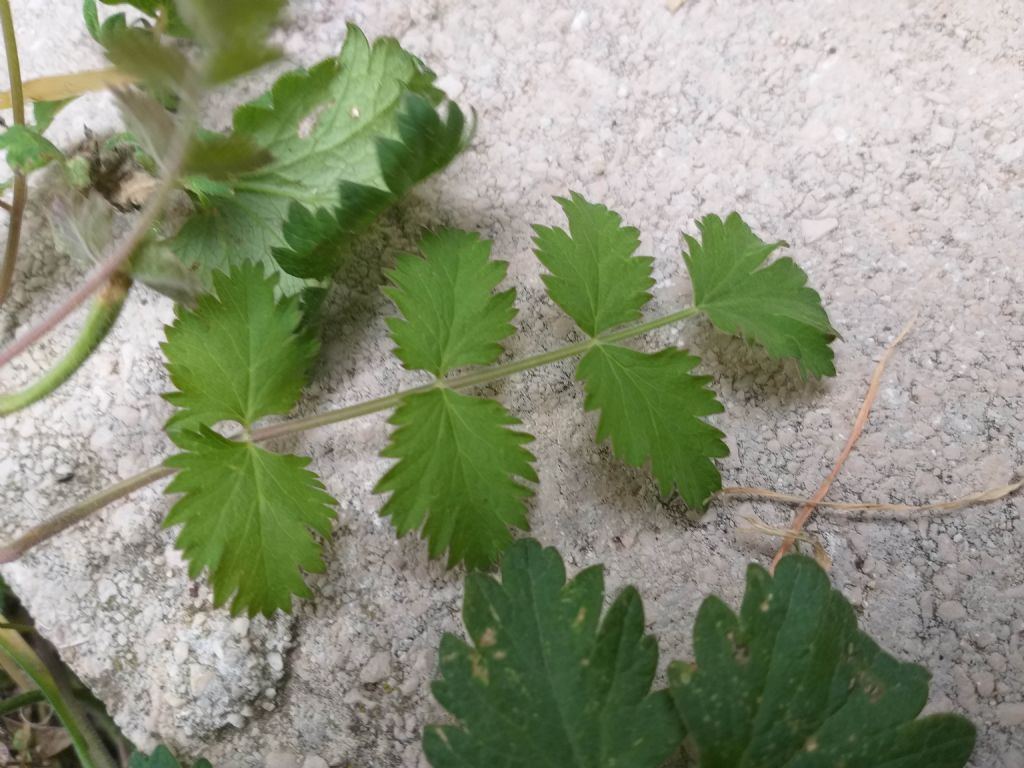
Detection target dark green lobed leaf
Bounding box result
[167,25,469,292]
[424,539,683,767]
[669,555,976,767]
[129,745,211,768]
[269,93,468,281]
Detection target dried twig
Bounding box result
[721,477,1023,515]
[769,319,915,570]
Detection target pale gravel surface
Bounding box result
[1,0,1023,766]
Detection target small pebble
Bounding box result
[937,600,967,622]
[800,217,838,243]
[360,651,392,684]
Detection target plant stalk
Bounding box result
[0,306,702,561]
[0,0,27,306]
[0,613,116,768]
[0,688,45,715]
[0,273,131,414]
[254,306,700,441]
[0,465,174,564]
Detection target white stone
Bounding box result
[189,665,215,696]
[435,74,464,100]
[937,600,967,622]
[96,579,118,602]
[231,618,250,637]
[931,124,956,147]
[996,703,1024,728]
[800,217,838,243]
[359,651,392,684]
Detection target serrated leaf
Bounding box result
[164,427,336,617]
[83,0,101,40]
[32,99,73,134]
[424,539,683,767]
[129,746,211,768]
[577,344,727,509]
[0,126,64,173]
[181,173,235,204]
[533,192,655,336]
[171,193,316,295]
[176,0,283,83]
[271,92,468,280]
[683,213,838,378]
[161,263,317,436]
[130,240,204,305]
[671,561,974,768]
[383,230,515,376]
[227,28,449,201]
[669,554,976,767]
[102,26,193,95]
[375,389,537,569]
[184,130,272,180]
[167,25,467,291]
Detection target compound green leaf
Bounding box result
[168,25,468,290]
[161,263,317,437]
[669,555,976,768]
[424,539,683,767]
[533,192,654,336]
[375,389,537,569]
[164,428,336,616]
[576,344,727,509]
[383,229,516,376]
[683,213,838,378]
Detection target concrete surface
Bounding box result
[1,0,1023,766]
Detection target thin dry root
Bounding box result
[722,477,1023,516]
[737,516,832,570]
[769,319,916,570]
